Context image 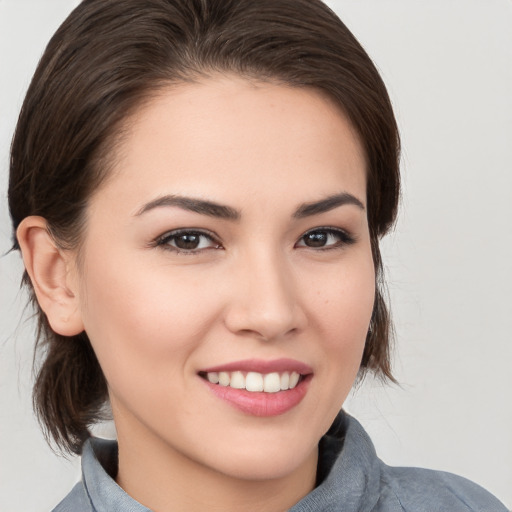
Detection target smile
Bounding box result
[201,371,302,393]
[198,359,313,416]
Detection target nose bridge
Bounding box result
[225,246,304,340]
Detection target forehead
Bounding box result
[92,75,367,215]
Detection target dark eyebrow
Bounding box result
[135,195,241,220]
[293,192,365,218]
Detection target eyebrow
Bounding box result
[135,191,364,220]
[293,192,365,218]
[135,195,240,220]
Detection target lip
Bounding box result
[200,358,313,375]
[198,358,313,417]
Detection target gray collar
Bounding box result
[81,412,378,512]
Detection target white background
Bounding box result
[1,1,511,510]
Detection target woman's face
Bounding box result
[75,76,374,482]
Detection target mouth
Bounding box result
[197,359,313,417]
[198,370,306,393]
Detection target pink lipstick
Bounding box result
[198,358,313,417]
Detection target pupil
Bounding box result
[305,231,327,247]
[176,234,200,250]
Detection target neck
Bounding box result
[115,426,318,512]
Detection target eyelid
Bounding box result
[150,226,356,254]
[295,226,357,249]
[153,228,222,253]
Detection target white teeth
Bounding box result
[204,370,304,392]
[207,372,219,384]
[230,371,245,389]
[245,372,264,392]
[218,372,230,386]
[263,372,281,393]
[289,371,300,389]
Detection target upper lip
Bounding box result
[199,358,313,375]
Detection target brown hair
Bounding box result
[9,0,400,455]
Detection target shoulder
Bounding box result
[311,413,509,512]
[51,481,92,512]
[377,463,508,512]
[51,438,151,512]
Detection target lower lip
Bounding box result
[201,375,312,417]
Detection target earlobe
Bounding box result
[16,216,84,336]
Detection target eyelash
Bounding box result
[154,229,221,255]
[296,227,356,250]
[153,227,356,255]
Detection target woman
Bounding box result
[7,0,508,510]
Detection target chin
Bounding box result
[199,434,318,482]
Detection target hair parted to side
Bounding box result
[8,0,400,455]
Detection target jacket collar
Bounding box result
[82,411,379,512]
[290,412,381,512]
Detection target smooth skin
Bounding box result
[18,76,375,512]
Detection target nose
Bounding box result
[223,250,307,341]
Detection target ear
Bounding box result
[17,216,84,336]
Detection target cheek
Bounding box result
[76,251,220,392]
[302,252,375,409]
[306,253,375,341]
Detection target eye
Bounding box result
[295,227,355,249]
[155,230,222,253]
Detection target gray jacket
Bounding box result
[52,412,508,511]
